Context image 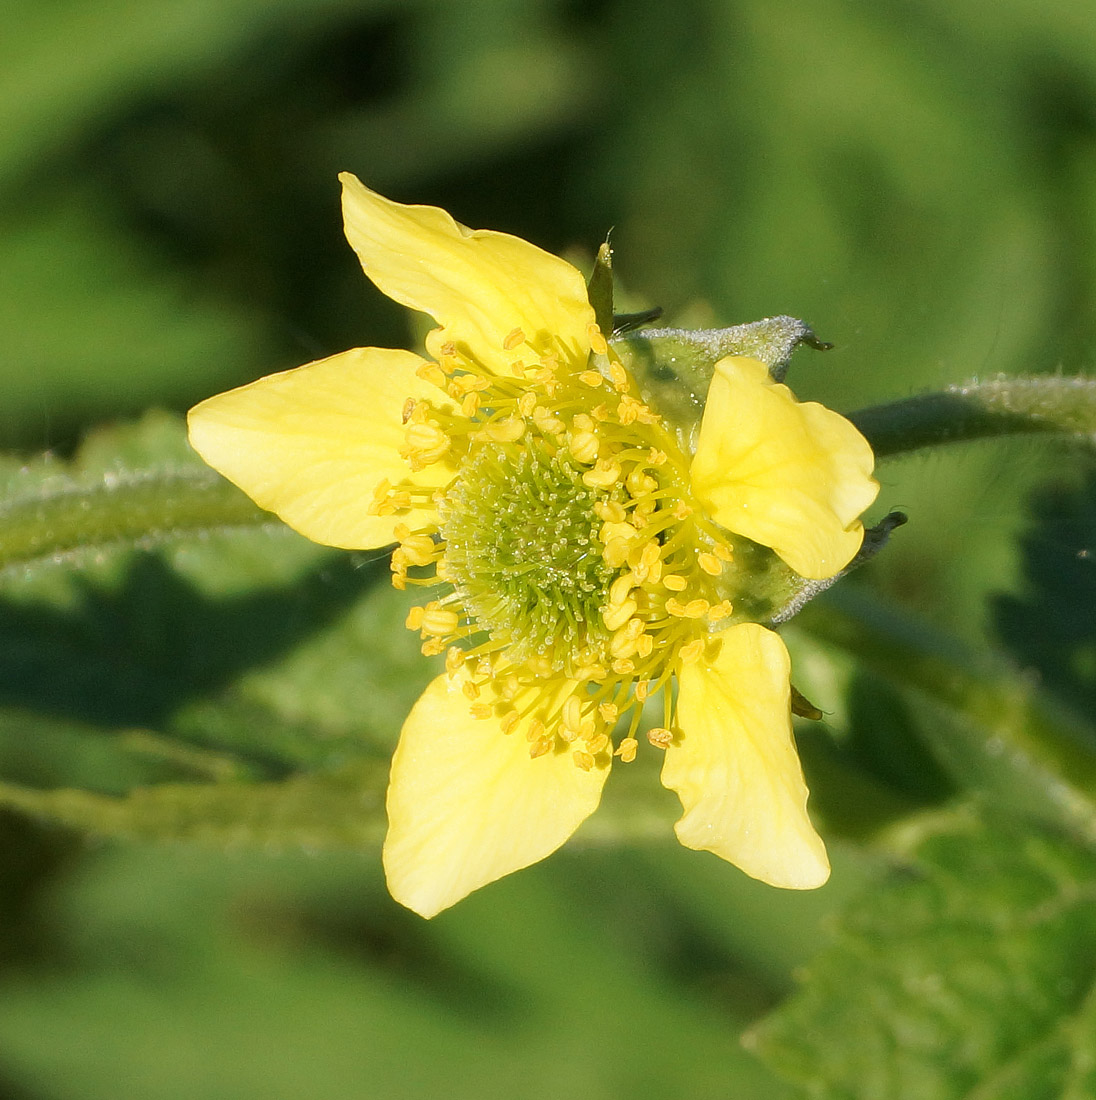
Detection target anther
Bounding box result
[603,599,638,634]
[584,457,623,489]
[615,737,639,763]
[708,600,733,622]
[476,418,526,443]
[421,604,459,635]
[573,750,595,771]
[586,733,609,755]
[698,552,723,576]
[415,362,447,388]
[587,324,609,356]
[647,727,673,749]
[663,575,688,592]
[503,327,526,350]
[579,370,604,388]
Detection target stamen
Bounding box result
[615,737,639,763]
[647,727,673,749]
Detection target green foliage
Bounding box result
[750,808,1096,1100]
[4,0,1096,1096]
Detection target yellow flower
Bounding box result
[187,174,879,918]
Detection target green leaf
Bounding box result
[789,590,1096,847]
[749,808,1096,1100]
[0,760,386,850]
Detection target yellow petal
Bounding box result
[187,347,454,549]
[340,173,595,374]
[661,623,829,889]
[689,356,879,579]
[384,670,609,918]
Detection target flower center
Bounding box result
[439,441,622,664]
[378,329,741,768]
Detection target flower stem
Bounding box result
[848,375,1096,459]
[0,470,270,573]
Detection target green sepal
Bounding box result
[611,315,830,446]
[586,241,614,339]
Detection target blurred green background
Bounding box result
[3,1,1096,1097]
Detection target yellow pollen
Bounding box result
[421,605,459,635]
[518,391,537,417]
[591,403,611,421]
[647,727,674,749]
[526,718,546,743]
[401,397,416,424]
[682,598,710,618]
[573,750,596,771]
[573,662,609,682]
[635,680,651,702]
[697,552,723,576]
[611,658,635,675]
[532,406,565,435]
[636,633,654,657]
[609,621,644,659]
[421,638,446,656]
[599,702,619,723]
[708,600,734,622]
[440,340,457,357]
[602,539,632,570]
[503,327,526,350]
[587,324,608,355]
[415,362,447,387]
[594,500,627,523]
[530,737,553,758]
[615,737,639,763]
[608,574,635,605]
[608,361,629,390]
[569,430,600,464]
[631,541,663,584]
[583,457,623,489]
[475,418,525,443]
[663,574,688,592]
[679,638,705,663]
[405,606,425,630]
[714,543,734,562]
[603,600,637,635]
[579,370,604,387]
[398,534,436,567]
[470,703,493,720]
[626,469,658,496]
[672,500,693,520]
[404,421,451,465]
[500,711,520,735]
[445,646,465,674]
[648,448,668,465]
[462,679,480,701]
[616,397,639,426]
[586,733,610,755]
[461,392,481,417]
